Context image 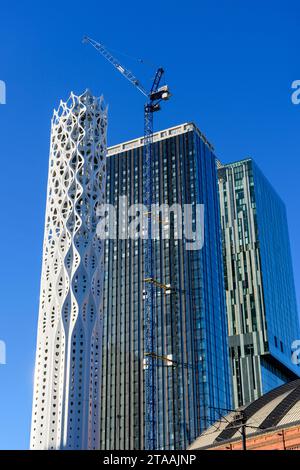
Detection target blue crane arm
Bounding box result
[150,67,164,95]
[83,36,148,98]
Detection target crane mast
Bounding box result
[83,36,171,450]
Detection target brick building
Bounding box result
[189,379,300,450]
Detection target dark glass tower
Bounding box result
[100,123,232,450]
[218,159,300,408]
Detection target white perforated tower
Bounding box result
[30,90,107,450]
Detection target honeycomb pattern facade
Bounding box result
[30,90,107,449]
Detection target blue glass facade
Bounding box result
[100,124,232,450]
[252,162,300,378]
[260,357,290,395]
[218,159,300,408]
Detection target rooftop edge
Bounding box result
[107,122,215,156]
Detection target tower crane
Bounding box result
[83,36,171,450]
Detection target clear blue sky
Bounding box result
[0,0,299,449]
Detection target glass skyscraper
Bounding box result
[218,158,300,408]
[100,123,232,450]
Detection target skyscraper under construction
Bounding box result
[100,123,232,450]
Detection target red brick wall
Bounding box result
[207,425,300,450]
